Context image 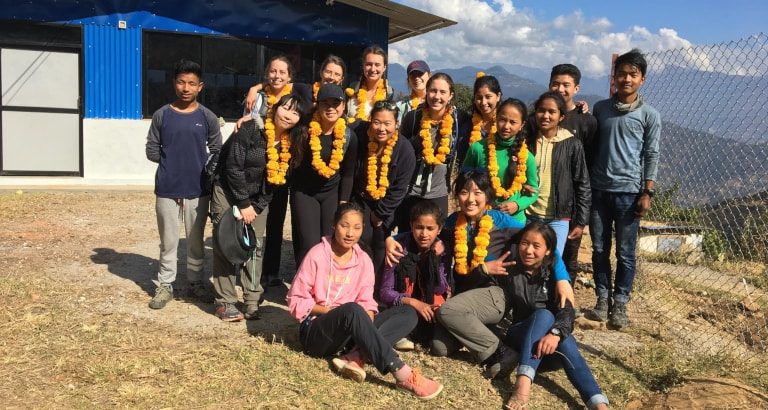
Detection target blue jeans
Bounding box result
[505,309,609,409]
[527,215,570,256]
[589,190,640,304]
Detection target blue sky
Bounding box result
[391,0,766,77]
[514,0,766,45]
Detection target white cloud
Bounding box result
[392,0,693,77]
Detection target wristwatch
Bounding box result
[549,328,562,338]
[642,188,655,198]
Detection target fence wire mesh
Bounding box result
[622,33,768,372]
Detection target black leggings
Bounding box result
[299,303,417,374]
[562,221,582,281]
[394,195,449,234]
[290,186,339,266]
[263,185,289,280]
[352,195,389,280]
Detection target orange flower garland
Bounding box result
[487,136,529,199]
[366,131,398,200]
[308,115,347,178]
[470,112,496,145]
[312,82,321,102]
[353,79,387,122]
[409,93,422,111]
[454,213,494,275]
[265,116,291,185]
[265,83,293,116]
[420,107,454,165]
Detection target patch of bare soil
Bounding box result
[626,377,768,409]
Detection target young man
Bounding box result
[588,49,661,328]
[145,59,222,309]
[548,64,598,279]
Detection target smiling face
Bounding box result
[174,73,203,103]
[267,59,291,91]
[614,63,645,100]
[426,78,453,115]
[517,230,551,269]
[549,74,579,108]
[474,85,500,119]
[273,101,301,132]
[321,62,344,85]
[408,71,430,93]
[317,98,345,125]
[333,210,364,251]
[457,180,488,220]
[363,53,386,84]
[496,103,525,140]
[535,98,564,134]
[368,109,397,144]
[410,214,442,251]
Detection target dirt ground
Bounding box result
[1,190,766,409]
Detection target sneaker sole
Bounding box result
[331,358,366,383]
[399,382,444,400]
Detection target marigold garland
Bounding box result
[308,114,347,178]
[470,112,496,145]
[312,82,321,102]
[420,107,454,165]
[353,79,387,122]
[366,131,399,200]
[487,136,529,199]
[265,116,291,185]
[409,93,422,111]
[454,213,494,275]
[266,83,293,116]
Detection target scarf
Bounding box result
[613,94,643,113]
[393,244,441,304]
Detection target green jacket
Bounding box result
[462,134,539,224]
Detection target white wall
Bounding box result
[0,118,236,187]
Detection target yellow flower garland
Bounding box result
[470,112,496,145]
[312,82,320,102]
[410,93,422,111]
[454,213,494,275]
[487,136,529,199]
[266,83,293,116]
[353,79,387,122]
[366,131,399,200]
[265,116,291,185]
[420,107,454,165]
[308,115,347,178]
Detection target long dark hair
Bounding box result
[472,74,501,117]
[517,221,557,274]
[527,91,567,155]
[270,94,311,168]
[496,98,528,184]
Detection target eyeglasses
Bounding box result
[372,100,397,111]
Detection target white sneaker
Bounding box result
[394,338,415,351]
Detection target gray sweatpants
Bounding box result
[434,285,507,363]
[155,196,209,288]
[210,184,268,306]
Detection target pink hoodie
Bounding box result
[287,236,378,322]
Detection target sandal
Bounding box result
[502,397,528,410]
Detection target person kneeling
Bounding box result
[286,203,443,400]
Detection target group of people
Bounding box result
[145,44,661,408]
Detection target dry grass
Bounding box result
[0,191,766,408]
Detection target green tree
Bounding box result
[454,83,473,117]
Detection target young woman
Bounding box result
[286,203,444,400]
[526,91,591,256]
[380,200,451,347]
[416,171,573,377]
[346,45,394,124]
[394,60,430,123]
[394,73,472,233]
[211,94,309,321]
[352,101,416,274]
[469,73,502,144]
[502,222,608,410]
[463,98,539,225]
[245,54,346,108]
[290,84,358,265]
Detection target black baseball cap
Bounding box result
[316,83,345,101]
[407,60,430,75]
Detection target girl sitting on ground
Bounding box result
[286,202,444,400]
[502,221,608,410]
[379,200,451,349]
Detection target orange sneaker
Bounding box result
[396,368,443,400]
[331,356,366,383]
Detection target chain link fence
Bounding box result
[624,34,768,372]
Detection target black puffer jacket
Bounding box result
[507,265,575,340]
[217,121,273,212]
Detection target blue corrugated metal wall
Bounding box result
[84,24,142,119]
